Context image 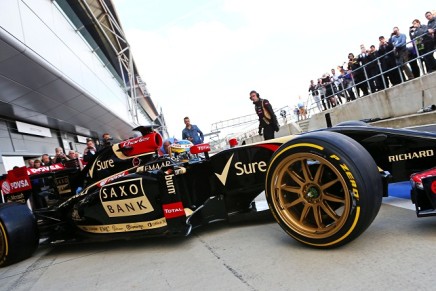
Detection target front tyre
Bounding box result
[265,131,382,248]
[0,203,39,267]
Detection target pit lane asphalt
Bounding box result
[1,200,436,291]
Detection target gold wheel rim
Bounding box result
[269,153,351,239]
[0,222,6,259]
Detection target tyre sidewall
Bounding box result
[0,203,39,267]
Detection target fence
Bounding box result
[305,34,436,117]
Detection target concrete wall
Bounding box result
[306,72,436,131]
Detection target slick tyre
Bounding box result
[0,203,39,267]
[265,131,382,248]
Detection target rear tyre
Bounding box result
[0,203,39,267]
[265,131,382,248]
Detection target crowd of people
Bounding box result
[307,10,436,113]
[26,132,114,169]
[28,148,80,169]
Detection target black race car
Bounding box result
[1,124,436,267]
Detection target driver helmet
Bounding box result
[170,139,193,154]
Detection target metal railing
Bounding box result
[305,34,436,117]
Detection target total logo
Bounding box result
[214,154,267,186]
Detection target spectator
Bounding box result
[425,11,436,46]
[27,159,34,168]
[367,45,385,91]
[309,80,323,112]
[378,36,401,86]
[338,68,356,101]
[407,43,421,78]
[54,147,69,164]
[41,154,52,166]
[101,133,113,148]
[280,109,287,124]
[33,159,42,169]
[249,90,279,140]
[321,73,336,108]
[330,68,344,104]
[315,78,327,110]
[411,19,436,73]
[83,138,97,163]
[354,48,370,96]
[67,150,84,169]
[68,150,80,160]
[293,106,300,121]
[182,117,204,145]
[297,96,307,120]
[390,26,414,80]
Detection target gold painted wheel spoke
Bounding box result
[284,197,304,209]
[320,202,340,221]
[300,159,312,182]
[313,205,323,228]
[281,185,301,195]
[323,193,345,204]
[299,204,311,222]
[313,164,324,184]
[286,168,305,187]
[320,178,339,191]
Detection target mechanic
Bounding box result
[182,117,204,145]
[249,90,280,140]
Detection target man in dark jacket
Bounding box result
[411,18,436,73]
[378,36,401,86]
[83,138,97,163]
[426,11,436,42]
[249,90,279,140]
[350,51,369,97]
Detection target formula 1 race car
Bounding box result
[1,124,436,267]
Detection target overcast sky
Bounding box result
[113,0,433,139]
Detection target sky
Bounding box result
[113,0,433,140]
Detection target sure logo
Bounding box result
[234,161,267,175]
[96,159,115,171]
[99,178,154,217]
[215,154,268,186]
